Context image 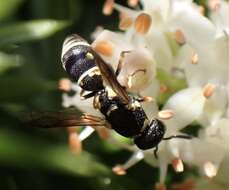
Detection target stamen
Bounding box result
[204,161,218,178]
[172,158,184,173]
[202,84,216,99]
[58,78,72,92]
[155,182,166,190]
[191,52,198,64]
[95,127,110,139]
[112,165,127,175]
[103,0,114,15]
[68,130,82,154]
[134,13,152,34]
[127,0,139,7]
[158,110,175,120]
[94,40,114,57]
[160,84,169,93]
[174,30,186,45]
[119,13,133,31]
[91,26,104,40]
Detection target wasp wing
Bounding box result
[25,109,109,129]
[92,51,130,104]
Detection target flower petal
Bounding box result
[163,87,205,133]
[170,2,216,51]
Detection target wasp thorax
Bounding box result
[61,34,104,92]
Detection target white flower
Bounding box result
[208,0,229,37]
[60,0,229,189]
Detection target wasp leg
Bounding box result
[80,89,97,100]
[115,50,132,76]
[163,134,192,141]
[136,96,154,103]
[154,145,159,159]
[67,127,82,154]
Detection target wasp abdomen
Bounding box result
[61,35,104,91]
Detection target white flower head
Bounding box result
[59,0,229,188]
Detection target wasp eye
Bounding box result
[86,52,94,60]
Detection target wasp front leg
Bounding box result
[80,89,97,100]
[136,95,154,103]
[115,50,132,76]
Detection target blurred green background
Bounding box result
[0,0,204,189]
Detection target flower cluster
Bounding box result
[60,0,229,189]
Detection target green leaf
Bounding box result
[0,129,142,190]
[0,75,57,103]
[0,20,70,46]
[0,129,108,177]
[0,0,23,20]
[0,52,23,74]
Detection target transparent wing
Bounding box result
[91,51,130,104]
[25,109,109,128]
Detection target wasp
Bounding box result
[30,34,191,158]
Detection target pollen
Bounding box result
[127,0,139,7]
[112,165,127,175]
[158,109,175,120]
[103,0,114,15]
[202,83,216,99]
[204,161,218,178]
[94,40,114,57]
[174,29,186,45]
[155,182,166,190]
[172,158,184,173]
[119,13,133,31]
[191,52,198,64]
[134,13,152,34]
[58,78,72,92]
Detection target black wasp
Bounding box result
[31,34,191,157]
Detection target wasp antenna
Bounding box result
[163,134,193,141]
[153,145,159,159]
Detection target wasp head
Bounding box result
[134,119,166,150]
